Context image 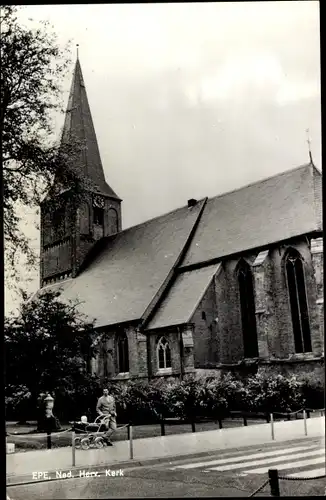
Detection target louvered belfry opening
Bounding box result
[285,249,312,353]
[237,259,259,358]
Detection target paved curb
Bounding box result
[6,435,322,487]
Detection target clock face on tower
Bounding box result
[93,195,105,209]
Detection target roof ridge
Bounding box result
[78,198,206,274]
[207,163,313,203]
[118,198,206,235]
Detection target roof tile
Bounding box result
[182,164,322,267]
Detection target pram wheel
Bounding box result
[81,437,90,450]
[74,437,81,449]
[94,437,105,449]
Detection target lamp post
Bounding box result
[44,394,54,418]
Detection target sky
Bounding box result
[5,1,321,314]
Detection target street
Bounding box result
[7,437,325,498]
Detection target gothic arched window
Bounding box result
[237,259,259,358]
[157,337,172,370]
[285,250,312,353]
[117,334,129,373]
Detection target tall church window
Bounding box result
[157,337,172,370]
[237,259,259,358]
[285,250,312,353]
[117,334,129,373]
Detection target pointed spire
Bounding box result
[61,56,119,199]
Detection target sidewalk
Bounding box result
[7,416,325,478]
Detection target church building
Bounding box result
[39,57,324,382]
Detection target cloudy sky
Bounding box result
[5,1,321,314]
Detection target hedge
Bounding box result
[6,371,321,424]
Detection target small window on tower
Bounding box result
[202,311,206,321]
[93,207,104,226]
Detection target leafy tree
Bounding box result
[5,289,97,423]
[1,5,83,284]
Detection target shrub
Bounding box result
[244,373,305,413]
[113,380,159,424]
[164,376,207,420]
[299,377,324,410]
[215,373,250,413]
[146,378,175,419]
[51,372,106,423]
[6,370,320,426]
[197,377,228,419]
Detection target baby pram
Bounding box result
[72,415,111,450]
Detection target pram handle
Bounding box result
[94,414,110,423]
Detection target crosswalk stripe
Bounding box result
[243,456,325,475]
[171,445,318,470]
[287,468,326,478]
[208,449,324,472]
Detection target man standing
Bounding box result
[96,388,117,446]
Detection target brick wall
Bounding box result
[190,235,323,370]
[104,199,122,235]
[258,359,324,385]
[135,330,149,378]
[215,255,257,364]
[79,201,91,235]
[148,331,181,378]
[190,279,219,367]
[41,191,122,284]
[311,237,324,346]
[272,239,323,356]
[94,326,149,381]
[89,235,323,383]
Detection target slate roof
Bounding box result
[39,163,322,330]
[60,58,119,199]
[39,201,205,328]
[147,264,220,330]
[182,164,322,268]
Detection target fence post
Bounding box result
[191,420,196,433]
[243,415,247,427]
[270,414,275,441]
[287,413,291,421]
[218,418,223,429]
[127,424,130,440]
[303,410,307,436]
[307,410,311,419]
[266,413,270,423]
[47,430,52,450]
[129,424,133,460]
[72,430,76,467]
[268,469,280,497]
[160,417,165,437]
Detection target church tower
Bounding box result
[40,55,122,287]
